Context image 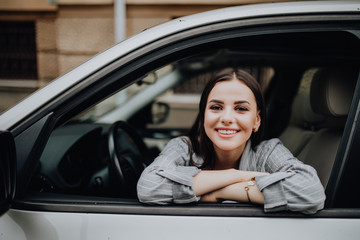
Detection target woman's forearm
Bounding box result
[210,181,265,204]
[193,169,268,197]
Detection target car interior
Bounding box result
[25,29,360,210]
[279,67,358,187]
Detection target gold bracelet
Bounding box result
[245,177,256,203]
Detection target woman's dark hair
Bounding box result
[187,68,266,169]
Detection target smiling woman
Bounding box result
[137,67,326,214]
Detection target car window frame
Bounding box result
[325,69,360,208]
[11,14,360,218]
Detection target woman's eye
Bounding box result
[210,105,222,110]
[235,106,248,111]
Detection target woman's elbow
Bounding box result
[293,185,326,214]
[137,185,153,204]
[136,176,172,205]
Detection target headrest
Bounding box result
[292,92,325,127]
[310,67,358,117]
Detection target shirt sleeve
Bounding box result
[137,137,201,205]
[254,139,326,214]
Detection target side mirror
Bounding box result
[0,131,16,216]
[152,102,170,124]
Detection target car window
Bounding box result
[21,23,360,217]
[30,51,275,197]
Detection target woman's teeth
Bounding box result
[217,130,237,135]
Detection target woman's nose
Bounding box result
[221,110,234,125]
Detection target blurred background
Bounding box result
[0,0,295,114]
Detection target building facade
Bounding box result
[0,0,292,113]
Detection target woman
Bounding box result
[137,68,325,214]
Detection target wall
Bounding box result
[0,0,292,113]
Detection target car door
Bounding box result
[0,131,16,216]
[1,2,360,240]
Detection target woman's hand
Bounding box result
[199,191,220,202]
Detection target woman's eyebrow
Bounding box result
[209,99,251,105]
[208,99,223,104]
[234,100,250,105]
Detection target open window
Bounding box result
[12,18,360,217]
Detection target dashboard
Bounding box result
[30,123,113,196]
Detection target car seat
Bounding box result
[279,91,325,157]
[297,67,358,187]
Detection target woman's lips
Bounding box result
[216,128,240,137]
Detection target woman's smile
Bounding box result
[216,128,240,137]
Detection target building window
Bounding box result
[0,21,38,80]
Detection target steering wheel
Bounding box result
[108,121,148,198]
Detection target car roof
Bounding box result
[1,1,359,130]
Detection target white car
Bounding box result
[1,1,360,239]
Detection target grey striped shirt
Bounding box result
[137,136,325,214]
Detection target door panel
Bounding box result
[1,209,360,240]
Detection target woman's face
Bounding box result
[204,77,261,156]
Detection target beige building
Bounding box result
[0,0,292,113]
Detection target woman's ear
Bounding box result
[253,111,261,132]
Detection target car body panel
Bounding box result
[1,209,360,240]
